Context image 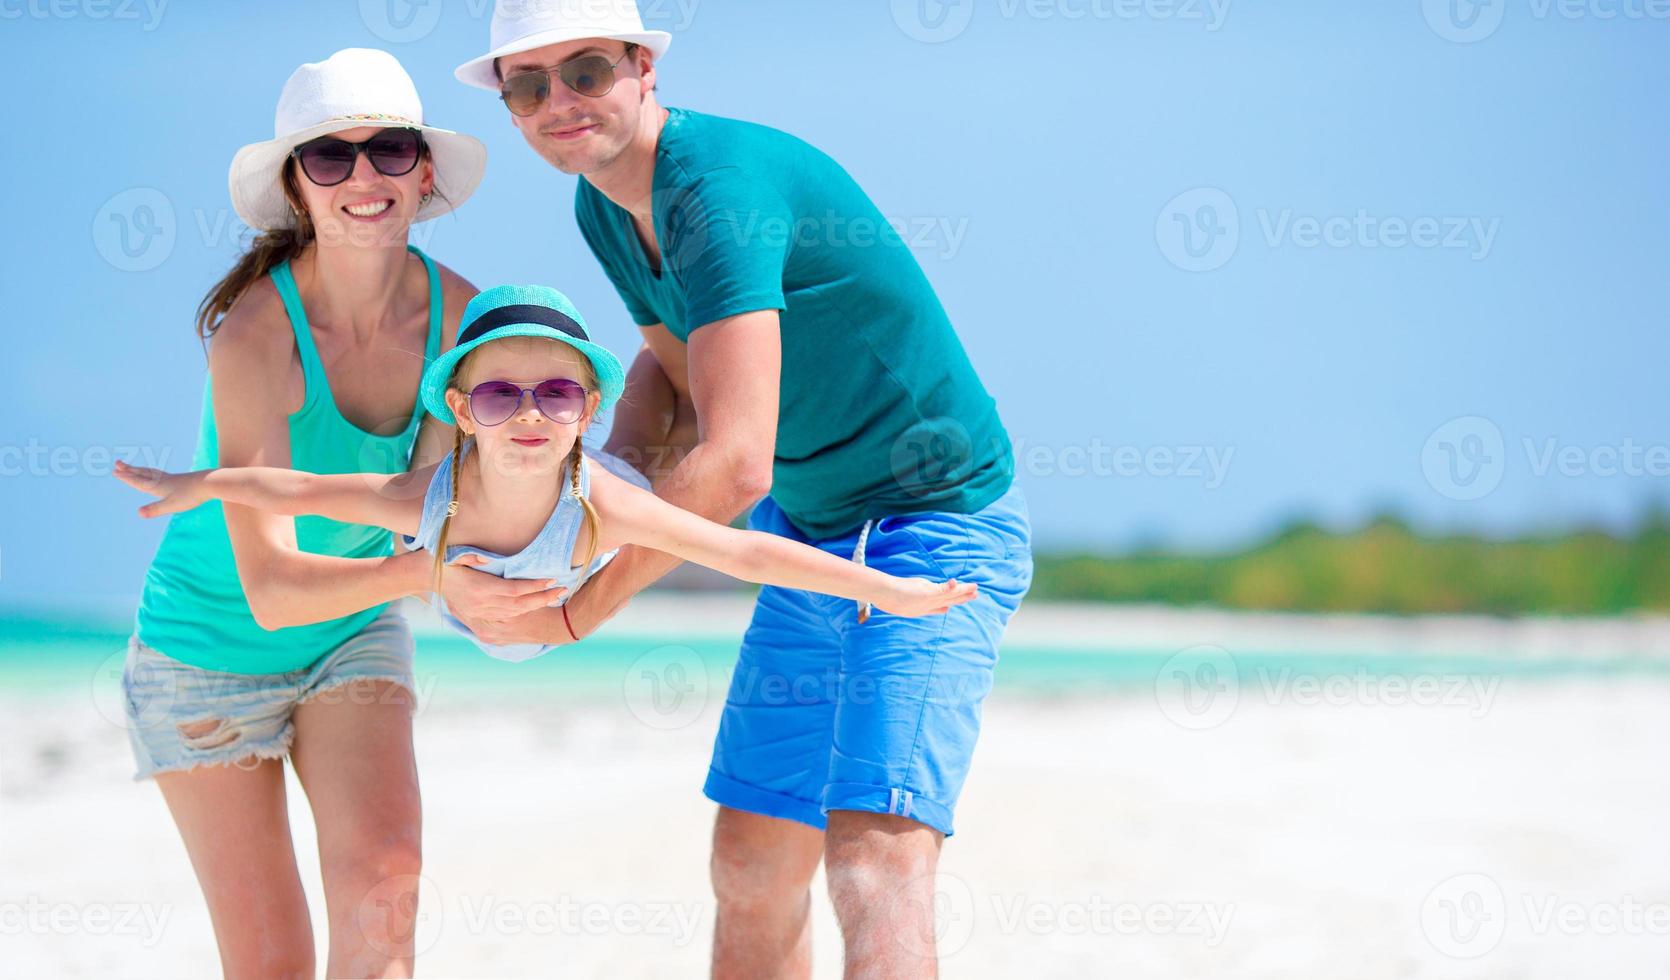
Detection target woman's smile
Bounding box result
[341,197,395,220]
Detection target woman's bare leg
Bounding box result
[155,757,315,979]
[290,679,423,979]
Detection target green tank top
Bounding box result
[134,245,442,674]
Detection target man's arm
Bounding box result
[462,310,780,646]
[602,343,680,486]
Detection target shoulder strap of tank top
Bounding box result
[269,259,326,406]
[405,245,444,438]
[410,244,443,363]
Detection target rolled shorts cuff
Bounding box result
[822,782,956,837]
[703,769,828,831]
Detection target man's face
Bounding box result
[498,39,655,176]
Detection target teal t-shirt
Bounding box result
[575,107,1012,539]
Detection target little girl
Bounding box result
[117,284,977,661]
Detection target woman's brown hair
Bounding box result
[195,160,313,342]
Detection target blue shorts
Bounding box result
[704,483,1033,836]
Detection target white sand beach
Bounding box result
[3,599,1669,977]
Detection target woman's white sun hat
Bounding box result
[230,48,488,231]
[454,0,671,92]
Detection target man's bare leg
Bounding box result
[825,811,946,980]
[710,806,824,979]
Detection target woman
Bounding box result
[121,48,552,978]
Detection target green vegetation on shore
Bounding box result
[1031,514,1670,615]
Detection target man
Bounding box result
[452,5,1033,976]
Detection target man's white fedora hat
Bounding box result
[455,0,672,92]
[230,48,488,231]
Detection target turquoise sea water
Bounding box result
[3,605,1666,699]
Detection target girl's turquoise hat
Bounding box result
[420,284,625,426]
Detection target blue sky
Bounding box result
[1,0,1666,605]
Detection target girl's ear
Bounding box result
[579,390,603,434]
[444,389,473,435]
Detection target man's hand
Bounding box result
[439,553,568,641]
[466,605,573,648]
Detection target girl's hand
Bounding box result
[113,459,209,518]
[872,577,979,618]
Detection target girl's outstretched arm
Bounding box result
[590,467,977,618]
[114,459,428,537]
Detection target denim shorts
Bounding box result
[704,483,1033,836]
[122,605,416,780]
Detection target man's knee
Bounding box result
[710,807,822,907]
[824,810,943,909]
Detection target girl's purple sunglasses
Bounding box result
[467,378,588,426]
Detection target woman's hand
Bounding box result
[871,577,979,618]
[114,459,210,518]
[438,553,569,641]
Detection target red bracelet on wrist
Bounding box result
[561,603,580,643]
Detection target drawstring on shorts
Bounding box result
[853,518,874,624]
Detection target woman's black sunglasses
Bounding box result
[291,128,425,187]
